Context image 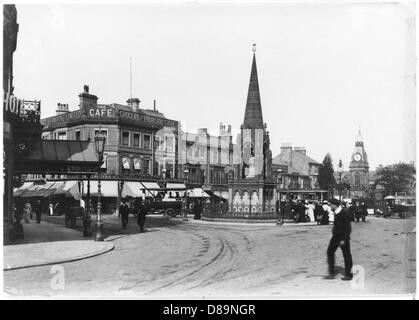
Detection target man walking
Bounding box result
[119,200,129,229]
[35,200,43,224]
[136,198,149,233]
[325,198,353,281]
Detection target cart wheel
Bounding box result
[166,208,176,217]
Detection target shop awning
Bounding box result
[52,180,81,200]
[13,182,34,197]
[186,188,210,198]
[213,190,229,200]
[19,181,58,198]
[121,182,160,198]
[82,180,119,197]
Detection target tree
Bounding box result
[375,163,416,196]
[318,153,336,193]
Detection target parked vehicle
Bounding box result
[383,195,416,219]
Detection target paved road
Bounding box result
[4,215,416,298]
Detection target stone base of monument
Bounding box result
[202,211,280,223]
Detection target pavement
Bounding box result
[3,215,114,271]
[3,214,416,297]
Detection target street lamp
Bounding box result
[162,168,167,186]
[276,169,283,225]
[183,169,190,221]
[183,169,189,186]
[94,134,106,241]
[338,159,344,202]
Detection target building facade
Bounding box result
[335,130,370,200]
[272,144,325,200]
[41,86,181,181]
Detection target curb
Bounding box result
[4,241,115,271]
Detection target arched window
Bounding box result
[354,172,361,186]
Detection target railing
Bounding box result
[202,203,279,220]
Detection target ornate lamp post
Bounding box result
[338,159,344,202]
[183,169,189,186]
[276,169,283,224]
[183,169,189,221]
[162,168,167,186]
[94,134,106,241]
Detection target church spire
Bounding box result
[243,44,264,129]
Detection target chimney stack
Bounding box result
[153,99,156,111]
[78,84,98,110]
[127,98,140,112]
[294,146,306,156]
[280,143,293,165]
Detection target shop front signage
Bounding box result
[41,104,177,129]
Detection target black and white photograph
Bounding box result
[2,0,416,301]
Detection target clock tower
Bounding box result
[348,129,369,198]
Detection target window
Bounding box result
[165,136,174,152]
[133,133,140,148]
[142,159,150,175]
[122,131,130,146]
[354,172,361,186]
[57,132,67,140]
[212,150,218,164]
[75,130,81,141]
[154,136,161,150]
[143,134,151,149]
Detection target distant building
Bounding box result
[334,129,371,200]
[272,144,327,200]
[183,124,234,187]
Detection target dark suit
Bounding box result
[137,201,149,233]
[327,207,353,277]
[119,204,129,229]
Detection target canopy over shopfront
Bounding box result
[13,180,81,199]
[82,180,119,197]
[15,181,57,198]
[213,190,229,200]
[13,181,34,197]
[186,188,210,198]
[14,139,100,175]
[121,181,160,198]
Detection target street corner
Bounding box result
[4,240,114,271]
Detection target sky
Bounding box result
[12,1,416,171]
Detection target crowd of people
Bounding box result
[278,199,368,224]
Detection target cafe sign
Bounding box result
[41,104,178,129]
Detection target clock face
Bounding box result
[354,153,362,162]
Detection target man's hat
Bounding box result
[328,198,341,206]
